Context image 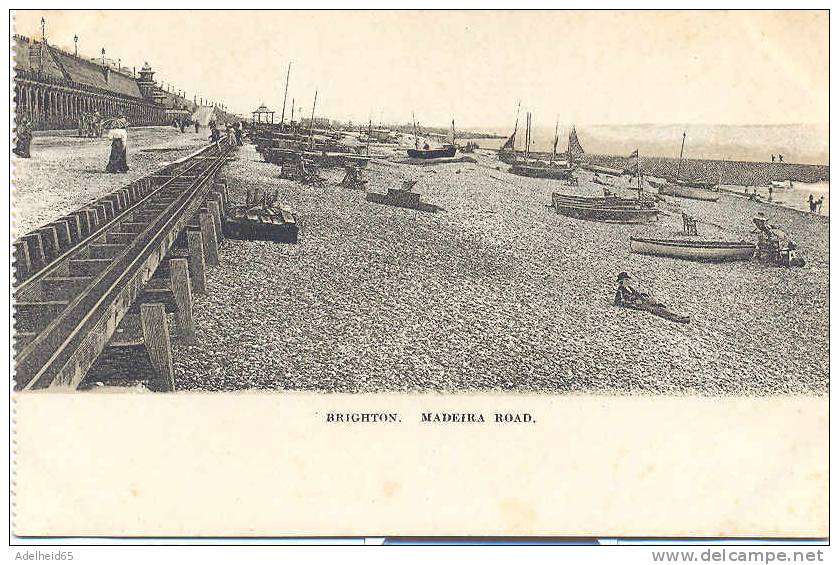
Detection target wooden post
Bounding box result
[169,258,195,343]
[140,303,174,392]
[199,212,219,266]
[186,229,206,294]
[207,199,223,241]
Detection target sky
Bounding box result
[13,10,828,129]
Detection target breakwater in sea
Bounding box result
[510,150,830,186]
[582,154,829,186]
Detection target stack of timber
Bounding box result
[224,189,299,243]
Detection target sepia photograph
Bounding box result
[9,7,830,547]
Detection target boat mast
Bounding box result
[637,149,642,200]
[451,119,456,146]
[550,117,558,165]
[308,90,318,149]
[412,112,419,149]
[290,98,295,129]
[675,131,686,181]
[513,100,520,154]
[524,112,531,161]
[367,119,372,156]
[279,61,291,126]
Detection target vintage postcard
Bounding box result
[9,9,829,542]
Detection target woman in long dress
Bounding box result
[106,117,129,173]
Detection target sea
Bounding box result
[461,123,829,216]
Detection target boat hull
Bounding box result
[552,193,658,224]
[407,145,457,159]
[511,163,573,180]
[630,237,755,262]
[657,183,720,202]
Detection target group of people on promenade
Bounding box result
[208,119,244,146]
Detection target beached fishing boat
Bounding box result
[552,193,658,223]
[509,113,574,180]
[656,132,720,202]
[629,237,755,262]
[511,161,573,179]
[407,145,457,159]
[407,115,457,159]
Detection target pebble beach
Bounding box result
[170,142,829,395]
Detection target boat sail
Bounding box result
[567,125,585,164]
[498,101,520,164]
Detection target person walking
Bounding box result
[194,120,200,133]
[808,194,815,213]
[106,116,129,173]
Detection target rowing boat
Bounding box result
[629,237,755,262]
[656,183,720,202]
[552,193,658,223]
[511,161,573,180]
[553,193,658,208]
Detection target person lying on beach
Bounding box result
[614,272,690,324]
[614,272,655,306]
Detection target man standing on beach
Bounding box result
[772,154,776,162]
[13,113,32,158]
[808,194,815,212]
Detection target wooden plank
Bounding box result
[14,331,38,353]
[131,288,177,314]
[186,229,206,294]
[15,301,69,333]
[68,258,112,277]
[207,199,223,242]
[199,212,219,266]
[72,210,91,237]
[106,232,137,245]
[120,222,147,233]
[22,233,46,270]
[89,243,124,259]
[37,225,60,262]
[62,215,81,244]
[140,303,175,392]
[14,240,32,282]
[41,276,93,302]
[169,258,194,343]
[51,220,73,251]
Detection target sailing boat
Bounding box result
[566,125,585,164]
[509,113,573,180]
[406,115,457,159]
[656,132,719,202]
[498,102,520,164]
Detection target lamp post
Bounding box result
[74,34,78,56]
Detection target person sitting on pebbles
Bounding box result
[613,272,690,324]
[614,272,651,306]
